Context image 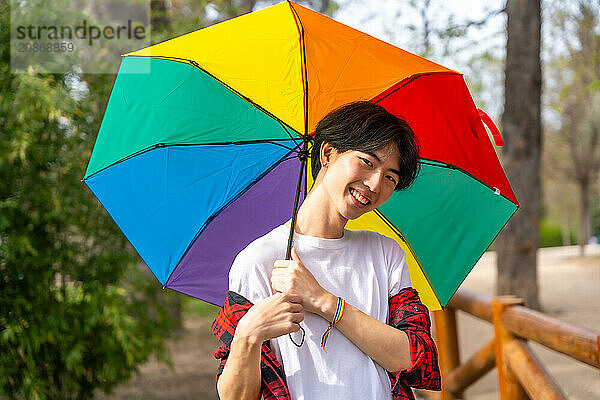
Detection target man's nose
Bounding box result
[365,171,383,193]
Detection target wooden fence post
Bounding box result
[444,338,496,395]
[492,296,527,400]
[433,307,460,400]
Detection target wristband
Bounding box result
[320,297,345,351]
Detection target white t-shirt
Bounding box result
[228,223,411,400]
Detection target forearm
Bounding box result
[216,291,305,399]
[317,292,412,372]
[216,334,262,400]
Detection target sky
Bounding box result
[333,0,506,70]
[331,0,508,121]
[327,0,565,126]
[241,0,569,126]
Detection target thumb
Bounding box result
[291,247,300,262]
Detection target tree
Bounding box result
[2,0,343,397]
[541,121,579,246]
[496,0,542,310]
[547,0,600,254]
[0,1,179,398]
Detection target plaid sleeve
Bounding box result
[211,291,291,400]
[211,291,254,380]
[387,287,441,396]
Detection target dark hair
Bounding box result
[310,101,420,191]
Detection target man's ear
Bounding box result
[320,142,336,165]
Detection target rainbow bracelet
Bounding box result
[320,297,345,351]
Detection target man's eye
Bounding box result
[386,175,397,184]
[360,157,373,167]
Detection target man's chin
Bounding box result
[345,209,372,221]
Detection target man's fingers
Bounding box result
[288,302,303,313]
[270,272,288,289]
[273,258,293,267]
[281,292,302,304]
[270,277,283,293]
[270,269,286,279]
[292,311,304,323]
[281,301,303,313]
[271,270,296,286]
[273,262,297,270]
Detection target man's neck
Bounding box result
[284,188,347,239]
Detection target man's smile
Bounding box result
[349,187,371,206]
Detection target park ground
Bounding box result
[96,245,600,400]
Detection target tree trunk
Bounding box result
[560,212,571,247]
[496,0,542,310]
[578,177,591,256]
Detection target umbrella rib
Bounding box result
[372,74,423,104]
[281,154,300,162]
[446,203,518,309]
[288,0,310,137]
[371,71,463,105]
[121,23,211,56]
[262,140,297,153]
[373,209,443,308]
[418,158,519,205]
[84,142,163,181]
[122,55,305,148]
[83,139,301,181]
[163,144,303,287]
[275,120,303,149]
[370,71,462,104]
[184,56,303,147]
[187,57,304,148]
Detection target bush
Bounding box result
[0,3,179,398]
[539,220,576,248]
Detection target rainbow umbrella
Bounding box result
[83,1,518,311]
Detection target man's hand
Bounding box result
[271,247,334,316]
[236,292,304,345]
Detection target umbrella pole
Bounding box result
[285,136,310,348]
[285,137,310,260]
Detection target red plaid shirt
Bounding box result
[212,287,441,399]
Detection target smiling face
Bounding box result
[319,141,401,222]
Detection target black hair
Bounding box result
[310,101,420,191]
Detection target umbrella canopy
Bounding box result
[83,0,518,311]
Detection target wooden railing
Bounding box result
[421,289,600,400]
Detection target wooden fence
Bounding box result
[421,289,600,400]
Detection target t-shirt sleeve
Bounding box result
[386,238,412,298]
[228,245,274,304]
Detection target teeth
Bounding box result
[350,188,369,205]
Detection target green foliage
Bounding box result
[182,296,220,319]
[0,2,179,399]
[539,220,576,248]
[592,198,600,235]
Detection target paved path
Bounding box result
[450,245,600,400]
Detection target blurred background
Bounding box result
[1,0,598,399]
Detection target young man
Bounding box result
[212,101,440,400]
